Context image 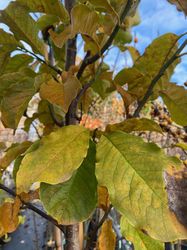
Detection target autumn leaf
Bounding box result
[160,82,187,126]
[97,219,116,250]
[0,141,32,171]
[121,217,164,250]
[106,118,163,133]
[97,186,110,212]
[96,131,187,241]
[0,197,21,237]
[16,125,90,193]
[40,141,97,224]
[0,2,45,55]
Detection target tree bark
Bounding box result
[64,1,79,250]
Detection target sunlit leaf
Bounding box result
[40,141,97,224]
[114,33,179,99]
[121,217,164,250]
[16,125,90,193]
[106,118,163,133]
[17,0,69,23]
[160,82,187,126]
[0,2,45,55]
[96,131,187,241]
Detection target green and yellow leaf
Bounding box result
[160,82,187,126]
[96,131,187,241]
[40,141,97,225]
[120,217,164,250]
[106,118,163,133]
[16,125,90,193]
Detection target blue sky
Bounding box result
[0,0,186,85]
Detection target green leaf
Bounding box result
[0,2,45,55]
[0,72,31,100]
[16,125,90,193]
[1,78,35,129]
[40,141,97,224]
[2,54,34,75]
[0,47,12,75]
[160,82,187,126]
[175,143,187,151]
[37,14,60,31]
[88,0,118,19]
[120,217,164,250]
[0,29,20,47]
[0,141,32,171]
[17,0,69,23]
[114,33,179,100]
[92,71,113,99]
[106,118,163,133]
[96,131,187,241]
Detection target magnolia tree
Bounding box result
[0,0,187,249]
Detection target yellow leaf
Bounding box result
[106,118,163,134]
[0,197,21,237]
[16,125,90,193]
[98,186,110,211]
[98,220,116,250]
[63,75,81,113]
[40,78,64,107]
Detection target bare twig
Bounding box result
[0,183,65,234]
[133,39,187,118]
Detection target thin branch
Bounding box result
[177,52,187,58]
[85,205,113,250]
[0,183,65,234]
[66,60,104,124]
[18,47,62,75]
[133,39,187,118]
[76,0,134,80]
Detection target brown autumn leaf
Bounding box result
[39,75,81,113]
[19,190,39,203]
[97,219,116,250]
[0,197,21,236]
[98,186,110,211]
[40,78,64,107]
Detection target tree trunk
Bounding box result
[64,1,79,250]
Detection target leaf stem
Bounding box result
[133,39,187,118]
[0,183,65,234]
[18,47,62,75]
